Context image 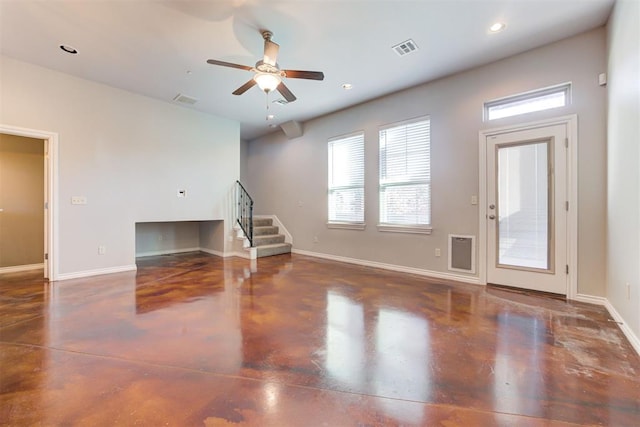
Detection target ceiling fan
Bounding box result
[206,30,324,103]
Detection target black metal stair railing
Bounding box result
[236,180,254,247]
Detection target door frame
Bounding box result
[478,115,578,299]
[1,124,58,281]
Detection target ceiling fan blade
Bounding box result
[232,79,257,95]
[283,70,325,80]
[263,40,280,66]
[207,59,253,71]
[276,82,297,102]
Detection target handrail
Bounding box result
[236,180,254,247]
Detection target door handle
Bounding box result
[488,214,496,220]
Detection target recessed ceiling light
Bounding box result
[342,83,353,90]
[489,22,506,33]
[186,70,192,75]
[59,45,78,54]
[266,114,275,120]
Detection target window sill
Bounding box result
[327,222,366,230]
[377,224,432,235]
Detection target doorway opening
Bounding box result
[0,125,58,280]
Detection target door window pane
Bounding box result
[497,141,550,270]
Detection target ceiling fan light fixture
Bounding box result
[254,73,281,93]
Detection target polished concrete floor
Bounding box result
[1,252,639,426]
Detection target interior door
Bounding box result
[486,124,568,294]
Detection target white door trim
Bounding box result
[478,115,578,299]
[1,124,59,281]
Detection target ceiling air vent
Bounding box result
[272,98,289,105]
[392,39,419,57]
[173,93,198,105]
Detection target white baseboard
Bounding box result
[572,293,608,305]
[292,249,481,285]
[603,300,640,356]
[56,264,137,281]
[0,263,44,274]
[198,247,226,257]
[135,247,201,258]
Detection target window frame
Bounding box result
[484,83,572,122]
[378,116,432,235]
[327,130,366,230]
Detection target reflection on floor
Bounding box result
[1,252,639,426]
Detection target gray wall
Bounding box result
[240,139,250,185]
[0,134,44,268]
[0,56,240,277]
[246,28,607,296]
[606,0,640,338]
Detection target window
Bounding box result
[328,132,365,228]
[484,83,571,121]
[379,117,431,233]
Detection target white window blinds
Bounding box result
[328,132,365,224]
[379,117,431,227]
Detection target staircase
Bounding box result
[235,181,291,259]
[252,217,292,258]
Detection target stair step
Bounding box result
[253,225,279,236]
[253,234,285,246]
[256,243,292,258]
[253,217,273,227]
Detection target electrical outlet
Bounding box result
[435,248,441,257]
[177,189,186,198]
[98,245,106,255]
[71,196,87,205]
[626,282,631,300]
[471,195,478,205]
[313,236,319,243]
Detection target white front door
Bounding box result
[485,123,568,294]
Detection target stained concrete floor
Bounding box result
[1,252,639,426]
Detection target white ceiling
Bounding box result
[0,0,614,140]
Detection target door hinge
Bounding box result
[565,138,568,148]
[566,264,569,275]
[44,253,48,260]
[565,201,569,211]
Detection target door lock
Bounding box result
[489,204,495,210]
